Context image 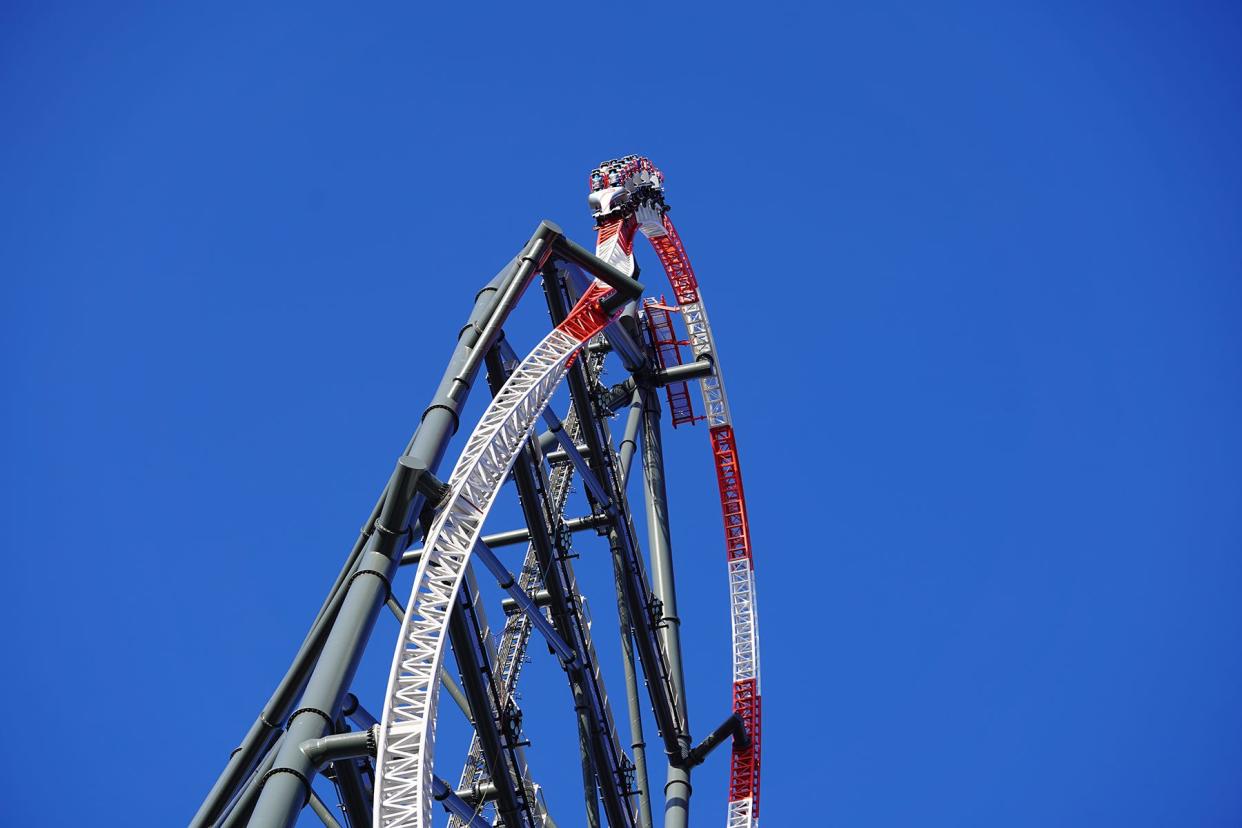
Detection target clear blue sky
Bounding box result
[3,3,1241,826]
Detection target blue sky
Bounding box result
[3,3,1241,826]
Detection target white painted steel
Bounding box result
[726,797,755,828]
[375,324,588,828]
[449,347,626,827]
[727,559,759,687]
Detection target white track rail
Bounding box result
[377,156,761,828]
[375,285,615,828]
[449,349,614,827]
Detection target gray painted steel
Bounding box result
[192,222,745,828]
[640,388,693,828]
[244,226,543,827]
[306,789,343,828]
[483,342,637,828]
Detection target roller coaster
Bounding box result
[190,157,763,828]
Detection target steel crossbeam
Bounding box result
[480,344,637,828]
[194,158,762,828]
[544,264,689,764]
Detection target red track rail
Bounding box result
[592,155,762,826]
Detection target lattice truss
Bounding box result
[191,156,762,828]
[372,157,762,828]
[377,327,591,827]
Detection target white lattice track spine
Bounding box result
[376,326,585,828]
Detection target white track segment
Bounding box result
[451,350,615,828]
[728,559,758,684]
[375,285,615,828]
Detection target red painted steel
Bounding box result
[642,299,699,427]
[729,677,762,814]
[709,425,753,563]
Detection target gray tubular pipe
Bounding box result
[246,243,533,828]
[472,540,577,665]
[432,777,491,828]
[307,788,343,828]
[218,734,284,828]
[616,549,655,828]
[617,388,644,488]
[400,513,610,563]
[649,358,714,386]
[299,727,376,769]
[640,388,693,828]
[188,256,519,828]
[340,693,378,730]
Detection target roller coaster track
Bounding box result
[589,157,762,827]
[192,156,760,828]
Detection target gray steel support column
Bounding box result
[617,388,644,488]
[219,735,284,828]
[432,776,492,828]
[324,721,373,828]
[546,267,685,760]
[446,585,530,828]
[618,598,655,828]
[246,233,543,828]
[247,498,410,828]
[307,788,343,828]
[400,513,609,562]
[484,344,635,828]
[639,388,693,828]
[575,695,602,828]
[189,254,523,828]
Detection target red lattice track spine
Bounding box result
[643,299,699,427]
[647,218,700,306]
[711,423,761,820]
[730,678,761,810]
[711,425,752,563]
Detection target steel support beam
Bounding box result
[446,582,533,828]
[218,734,284,828]
[473,540,576,666]
[484,344,636,828]
[616,558,655,828]
[245,225,550,828]
[639,388,693,828]
[544,265,688,764]
[307,788,343,828]
[686,713,748,768]
[400,513,609,564]
[248,456,425,828]
[617,388,644,489]
[649,359,715,386]
[190,252,526,828]
[540,408,611,507]
[433,777,491,828]
[328,753,371,828]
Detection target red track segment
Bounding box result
[729,678,762,809]
[646,216,700,305]
[710,425,753,563]
[643,299,699,428]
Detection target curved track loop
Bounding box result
[375,282,616,828]
[592,156,762,827]
[377,156,761,828]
